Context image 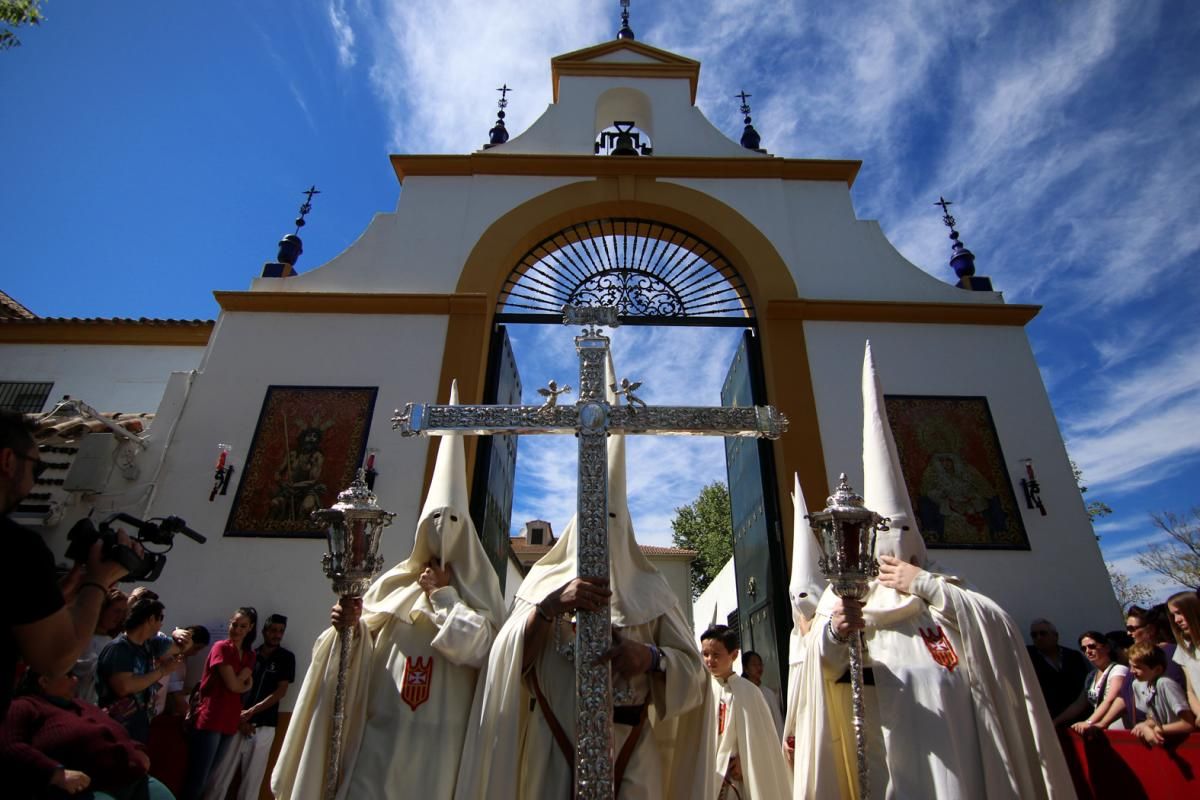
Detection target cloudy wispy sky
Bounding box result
[2,1,1197,601]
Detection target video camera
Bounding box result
[65,513,206,583]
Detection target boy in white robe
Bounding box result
[271,382,506,800]
[702,625,792,799]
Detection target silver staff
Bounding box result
[311,469,394,800]
[808,474,888,800]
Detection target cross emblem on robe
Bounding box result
[392,305,787,798]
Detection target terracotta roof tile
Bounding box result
[27,411,154,441]
[638,545,698,557]
[0,317,212,326]
[0,291,35,320]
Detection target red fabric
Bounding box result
[146,713,189,797]
[0,694,147,795]
[195,640,255,735]
[1058,727,1200,799]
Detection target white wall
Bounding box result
[250,175,584,296]
[645,555,695,630]
[802,320,1121,641]
[0,343,204,412]
[36,311,452,712]
[498,74,755,158]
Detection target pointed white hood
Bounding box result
[788,472,825,620]
[361,380,506,629]
[861,341,926,567]
[515,356,677,627]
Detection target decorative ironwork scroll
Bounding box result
[392,305,787,799]
[497,219,754,322]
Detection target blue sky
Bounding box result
[3,1,1198,601]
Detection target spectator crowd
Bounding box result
[1029,596,1200,747]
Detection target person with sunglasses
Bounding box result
[0,410,131,723]
[1126,604,1185,689]
[1053,631,1135,732]
[1026,618,1090,721]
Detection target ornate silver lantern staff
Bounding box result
[807,474,888,800]
[311,469,395,800]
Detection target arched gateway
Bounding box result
[466,214,795,688]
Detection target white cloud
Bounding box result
[507,325,744,546]
[1065,334,1200,492]
[327,0,357,68]
[358,0,606,152]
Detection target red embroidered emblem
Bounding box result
[919,626,959,671]
[718,700,727,735]
[401,656,433,711]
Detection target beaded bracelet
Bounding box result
[827,620,851,645]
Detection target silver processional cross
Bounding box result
[392,305,788,799]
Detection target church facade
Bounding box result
[2,36,1117,716]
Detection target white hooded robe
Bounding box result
[272,383,506,800]
[455,423,714,800]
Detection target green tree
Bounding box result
[1106,562,1152,610]
[671,481,733,597]
[1136,507,1200,590]
[0,0,43,50]
[1071,460,1113,524]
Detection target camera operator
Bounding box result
[0,410,131,720]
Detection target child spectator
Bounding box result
[1128,641,1196,746]
[701,625,791,799]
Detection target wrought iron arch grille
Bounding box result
[497,219,754,325]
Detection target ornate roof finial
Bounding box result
[935,196,977,280]
[486,84,511,148]
[617,0,635,40]
[294,185,320,235]
[263,185,321,277]
[737,90,764,152]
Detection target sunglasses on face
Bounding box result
[13,451,47,479]
[1031,630,1054,637]
[1126,624,1146,632]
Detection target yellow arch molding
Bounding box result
[445,175,828,559]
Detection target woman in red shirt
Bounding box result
[182,606,257,800]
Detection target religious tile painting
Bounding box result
[225,386,378,538]
[884,395,1029,550]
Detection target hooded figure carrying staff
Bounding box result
[273,382,506,800]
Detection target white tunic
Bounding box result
[791,572,1076,800]
[272,586,494,800]
[711,674,792,799]
[455,599,714,800]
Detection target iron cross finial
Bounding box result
[295,185,321,233]
[736,90,753,117]
[497,84,511,108]
[935,196,956,228]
